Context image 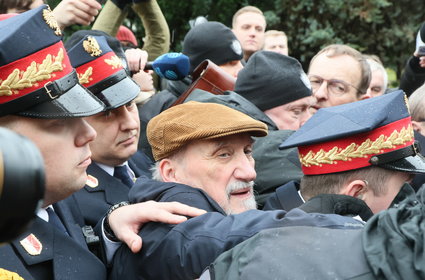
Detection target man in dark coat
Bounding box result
[109,101,364,280]
[66,33,153,227]
[0,7,107,279]
[0,7,206,279]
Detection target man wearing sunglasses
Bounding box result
[308,44,372,113]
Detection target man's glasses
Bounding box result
[308,75,362,96]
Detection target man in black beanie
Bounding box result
[235,51,314,131]
[183,21,244,78]
[138,21,244,160]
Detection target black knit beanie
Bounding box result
[182,21,243,72]
[235,51,312,111]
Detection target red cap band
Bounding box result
[298,117,414,175]
[75,51,123,88]
[0,41,72,104]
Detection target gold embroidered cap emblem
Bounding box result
[20,233,42,256]
[300,125,414,167]
[42,7,62,36]
[0,48,65,97]
[104,55,123,69]
[0,268,24,280]
[83,36,102,57]
[78,67,93,85]
[404,94,411,115]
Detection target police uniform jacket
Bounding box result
[263,180,304,211]
[0,199,107,280]
[73,151,153,227]
[109,176,364,280]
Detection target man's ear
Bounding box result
[340,179,368,198]
[159,159,177,182]
[412,120,423,134]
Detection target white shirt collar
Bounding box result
[96,161,135,179]
[37,205,53,222]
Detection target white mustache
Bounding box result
[226,181,254,198]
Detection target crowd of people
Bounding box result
[1,0,425,279]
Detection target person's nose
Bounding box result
[118,105,139,131]
[233,153,257,183]
[313,81,329,102]
[75,119,97,147]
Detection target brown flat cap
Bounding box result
[148,101,268,161]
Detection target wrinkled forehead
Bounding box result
[308,53,361,80]
[203,133,255,148]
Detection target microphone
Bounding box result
[145,53,190,80]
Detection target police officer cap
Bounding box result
[67,34,140,110]
[280,90,425,175]
[0,5,104,118]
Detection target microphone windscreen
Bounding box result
[151,53,190,80]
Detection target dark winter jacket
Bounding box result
[109,177,364,280]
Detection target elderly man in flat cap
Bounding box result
[109,101,365,280]
[185,50,315,207]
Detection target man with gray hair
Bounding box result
[364,55,388,97]
[109,101,363,280]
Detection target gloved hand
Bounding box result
[299,194,373,221]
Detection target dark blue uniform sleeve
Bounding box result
[109,208,364,280]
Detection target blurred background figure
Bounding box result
[364,54,388,97]
[263,30,289,56]
[116,25,138,48]
[0,0,101,30]
[232,5,266,62]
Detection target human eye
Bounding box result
[103,110,112,118]
[244,146,253,157]
[330,81,347,95]
[372,86,382,93]
[218,152,231,158]
[126,101,136,110]
[292,108,302,116]
[47,119,66,127]
[309,77,322,88]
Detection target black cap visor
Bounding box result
[88,70,140,110]
[378,154,425,174]
[17,82,105,119]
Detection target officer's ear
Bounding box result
[340,179,368,199]
[412,120,423,134]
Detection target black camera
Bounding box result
[0,127,45,243]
